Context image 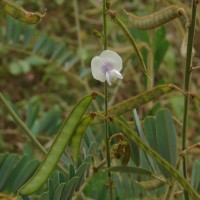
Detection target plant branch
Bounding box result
[103,1,113,199]
[108,10,149,78]
[181,1,198,199]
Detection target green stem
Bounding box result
[165,157,182,200]
[0,92,68,175]
[182,1,197,200]
[103,1,113,199]
[103,0,107,50]
[108,11,148,77]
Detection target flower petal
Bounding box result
[110,70,123,80]
[91,56,106,82]
[99,50,122,71]
[106,72,112,86]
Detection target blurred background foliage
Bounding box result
[0,0,200,199]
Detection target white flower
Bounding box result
[91,50,123,86]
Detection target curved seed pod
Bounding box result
[19,94,95,196]
[108,84,175,116]
[113,118,200,200]
[125,5,187,30]
[69,113,96,164]
[0,0,46,24]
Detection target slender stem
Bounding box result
[103,1,113,199]
[0,92,68,175]
[108,11,148,77]
[103,1,107,50]
[181,1,197,200]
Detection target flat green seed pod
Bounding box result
[19,94,95,196]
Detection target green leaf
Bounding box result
[144,116,157,152]
[106,166,152,176]
[40,38,56,57]
[156,108,177,178]
[52,183,65,200]
[23,26,35,48]
[0,153,8,166]
[133,110,155,171]
[19,60,31,73]
[39,191,49,200]
[112,117,200,199]
[9,62,22,75]
[33,33,47,52]
[51,43,66,60]
[143,109,178,178]
[6,17,15,44]
[0,154,19,190]
[154,27,169,71]
[19,94,95,195]
[36,109,61,135]
[191,160,200,193]
[12,159,40,192]
[26,103,40,129]
[69,164,75,179]
[25,55,47,66]
[2,155,29,192]
[60,177,79,200]
[48,179,54,200]
[74,162,90,191]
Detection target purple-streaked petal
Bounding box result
[99,50,122,71]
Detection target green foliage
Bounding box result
[1,16,78,76]
[154,27,169,72]
[144,109,178,178]
[19,94,94,195]
[0,153,39,193]
[0,1,200,200]
[191,160,200,194]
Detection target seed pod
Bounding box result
[69,113,96,164]
[19,94,95,195]
[108,84,175,116]
[0,0,46,24]
[125,5,187,30]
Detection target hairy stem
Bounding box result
[181,0,197,200]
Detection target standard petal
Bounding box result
[91,56,106,82]
[100,50,122,71]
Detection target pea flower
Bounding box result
[91,50,123,86]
